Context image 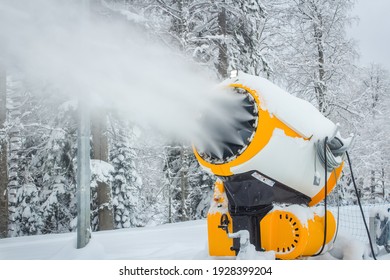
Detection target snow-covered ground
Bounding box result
[0,218,389,260]
[0,220,209,260]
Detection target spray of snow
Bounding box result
[0,0,242,142]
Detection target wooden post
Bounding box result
[91,110,114,231]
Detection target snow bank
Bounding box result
[0,220,209,260]
[327,232,366,260]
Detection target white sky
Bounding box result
[348,0,390,70]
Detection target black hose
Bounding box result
[346,151,377,260]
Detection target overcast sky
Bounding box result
[348,0,390,70]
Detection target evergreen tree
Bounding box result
[132,127,167,226]
[163,142,187,223]
[109,116,145,228]
[186,153,214,219]
[0,66,8,237]
[6,77,37,236]
[6,77,78,236]
[163,142,214,223]
[37,109,77,234]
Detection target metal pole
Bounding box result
[76,100,91,249]
[369,212,378,257]
[76,0,92,250]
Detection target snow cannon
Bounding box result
[193,71,352,259]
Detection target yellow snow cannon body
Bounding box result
[193,72,352,259]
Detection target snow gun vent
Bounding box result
[260,210,307,260]
[275,213,301,254]
[196,87,258,164]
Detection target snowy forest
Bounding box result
[0,0,389,240]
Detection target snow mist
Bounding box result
[0,0,234,141]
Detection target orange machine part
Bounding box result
[260,209,336,259]
[309,165,344,206]
[207,181,235,256]
[260,210,309,259]
[194,83,343,205]
[207,212,235,257]
[207,208,336,259]
[193,83,306,177]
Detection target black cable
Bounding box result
[346,151,377,260]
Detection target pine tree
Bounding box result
[186,153,214,219]
[5,77,79,236]
[6,77,30,236]
[21,86,78,235]
[163,141,214,223]
[0,66,8,237]
[132,127,167,226]
[163,142,188,223]
[37,108,77,234]
[109,116,145,228]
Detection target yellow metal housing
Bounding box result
[207,181,337,259]
[194,77,344,205]
[198,74,346,259]
[207,206,336,259]
[260,209,336,259]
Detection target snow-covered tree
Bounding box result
[109,116,146,228]
[224,0,271,76]
[6,77,36,236]
[22,89,78,235]
[3,77,79,236]
[186,154,214,219]
[132,128,167,226]
[163,141,214,223]
[141,0,270,78]
[163,142,189,223]
[269,0,357,115]
[0,66,8,237]
[348,64,390,204]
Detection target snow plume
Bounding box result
[0,0,236,141]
